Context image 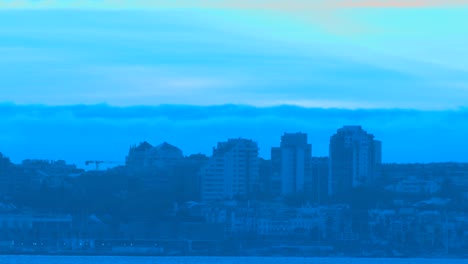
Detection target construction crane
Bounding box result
[85,160,122,171]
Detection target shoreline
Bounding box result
[0,252,466,259]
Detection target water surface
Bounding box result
[0,256,466,264]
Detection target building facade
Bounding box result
[126,141,184,192]
[271,133,312,196]
[328,126,382,196]
[0,153,12,195]
[201,138,259,202]
[311,157,329,203]
[126,141,183,168]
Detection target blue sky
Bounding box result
[1,2,468,109]
[1,104,467,166]
[0,1,467,164]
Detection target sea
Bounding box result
[0,256,466,264]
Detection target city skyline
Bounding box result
[1,104,467,167]
[1,120,467,258]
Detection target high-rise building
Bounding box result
[173,154,209,202]
[201,138,259,202]
[0,152,11,175]
[126,141,184,192]
[258,158,273,199]
[0,152,12,194]
[126,141,183,168]
[328,126,382,196]
[311,156,329,203]
[271,133,312,196]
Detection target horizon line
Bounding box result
[1,102,467,112]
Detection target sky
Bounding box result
[1,0,468,165]
[1,104,467,166]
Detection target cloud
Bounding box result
[1,8,467,109]
[2,0,467,10]
[1,61,467,109]
[3,0,466,37]
[333,0,468,8]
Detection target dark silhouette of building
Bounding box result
[125,141,154,167]
[1,156,82,196]
[125,141,184,192]
[0,153,13,195]
[328,126,381,196]
[173,154,209,202]
[258,158,273,199]
[311,157,329,203]
[126,141,183,168]
[201,138,259,202]
[271,133,312,196]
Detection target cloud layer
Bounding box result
[1,10,468,109]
